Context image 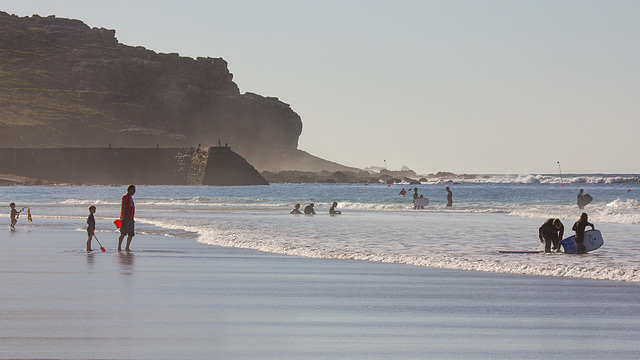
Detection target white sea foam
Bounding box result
[418,174,640,185]
[60,199,119,206]
[509,202,640,225]
[140,213,640,283]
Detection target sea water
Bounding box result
[2,173,639,282]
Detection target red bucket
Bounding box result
[114,219,122,228]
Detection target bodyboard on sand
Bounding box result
[414,198,429,207]
[560,229,603,254]
[577,194,593,207]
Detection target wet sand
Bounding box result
[1,226,639,359]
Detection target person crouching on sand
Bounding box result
[87,205,96,251]
[538,218,564,253]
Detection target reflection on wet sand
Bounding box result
[117,251,134,273]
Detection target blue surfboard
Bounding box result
[560,229,604,254]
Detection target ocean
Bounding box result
[2,173,639,282]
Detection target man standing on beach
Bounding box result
[118,185,136,251]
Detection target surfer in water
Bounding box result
[572,213,595,254]
[446,187,453,207]
[399,188,407,196]
[538,218,564,253]
[290,203,302,214]
[577,189,585,209]
[329,202,341,214]
[412,188,419,209]
[304,203,316,215]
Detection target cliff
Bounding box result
[0,12,355,172]
[0,146,268,186]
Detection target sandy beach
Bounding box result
[1,225,639,360]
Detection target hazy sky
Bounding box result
[2,0,639,174]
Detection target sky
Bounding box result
[2,0,639,174]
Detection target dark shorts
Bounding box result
[120,218,135,237]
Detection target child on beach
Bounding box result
[87,205,96,251]
[9,203,24,229]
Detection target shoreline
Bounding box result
[2,226,639,359]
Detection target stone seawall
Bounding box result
[0,147,268,186]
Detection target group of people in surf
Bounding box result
[538,189,596,254]
[399,187,453,209]
[538,213,595,254]
[8,185,137,253]
[290,202,341,215]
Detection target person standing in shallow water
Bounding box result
[118,185,136,251]
[86,205,96,251]
[538,218,564,253]
[577,189,585,209]
[446,187,453,207]
[572,213,595,254]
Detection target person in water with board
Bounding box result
[329,202,341,214]
[290,203,302,214]
[538,218,564,253]
[572,213,595,254]
[577,189,585,209]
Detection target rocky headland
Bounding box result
[0,11,357,174]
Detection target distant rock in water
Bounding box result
[0,12,355,173]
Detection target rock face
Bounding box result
[0,12,312,171]
[0,146,268,186]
